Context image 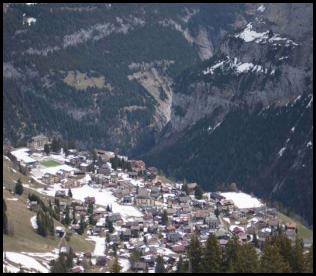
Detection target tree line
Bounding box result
[174,232,313,273]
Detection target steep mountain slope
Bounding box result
[141,3,313,225]
[3,3,246,155]
[143,93,313,226]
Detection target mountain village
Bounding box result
[3,134,312,273]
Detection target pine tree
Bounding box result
[194,185,203,200]
[110,256,122,273]
[290,237,305,273]
[64,205,70,226]
[176,255,187,273]
[65,247,75,269]
[87,202,94,215]
[234,243,259,273]
[182,183,189,195]
[14,178,23,195]
[202,234,222,272]
[161,209,168,226]
[304,244,313,273]
[260,244,290,273]
[222,236,239,272]
[187,234,203,273]
[155,255,166,273]
[51,254,67,273]
[79,216,86,235]
[68,188,72,198]
[107,220,114,233]
[44,144,50,155]
[36,209,47,237]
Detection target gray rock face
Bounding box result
[167,3,312,135]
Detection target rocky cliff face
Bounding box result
[3,3,245,155]
[167,3,312,135]
[141,3,313,225]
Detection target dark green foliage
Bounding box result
[194,184,203,199]
[14,178,23,195]
[304,244,313,273]
[110,155,132,171]
[36,206,54,237]
[44,144,50,155]
[182,183,189,195]
[51,249,75,273]
[78,215,86,235]
[161,209,168,226]
[202,234,221,273]
[67,188,72,198]
[175,255,188,273]
[260,244,290,273]
[64,205,70,226]
[143,93,313,226]
[107,218,114,234]
[51,137,62,153]
[187,234,203,273]
[155,255,166,273]
[110,256,122,273]
[233,243,259,273]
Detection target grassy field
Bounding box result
[3,157,94,253]
[40,160,61,167]
[278,212,313,240]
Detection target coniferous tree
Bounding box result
[67,188,72,198]
[202,234,222,273]
[176,255,187,273]
[110,256,122,273]
[107,220,114,233]
[222,236,239,272]
[51,254,67,273]
[36,208,47,237]
[187,234,203,273]
[155,255,166,273]
[161,209,168,226]
[64,205,70,226]
[234,243,259,273]
[78,215,86,235]
[260,244,290,273]
[194,185,203,200]
[65,247,75,270]
[304,244,313,273]
[182,183,189,195]
[14,178,23,195]
[290,237,305,273]
[44,144,50,155]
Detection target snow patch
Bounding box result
[30,215,38,230]
[219,192,263,209]
[86,236,106,256]
[278,147,286,157]
[3,252,49,273]
[257,5,266,12]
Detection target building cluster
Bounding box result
[8,135,304,273]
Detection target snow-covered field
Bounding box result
[31,164,77,180]
[3,252,49,273]
[219,192,264,209]
[36,184,143,220]
[86,236,106,256]
[10,148,36,164]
